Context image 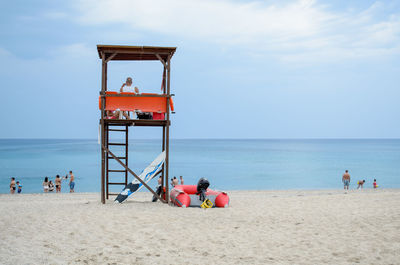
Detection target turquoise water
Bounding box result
[0,139,399,193]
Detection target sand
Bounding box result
[1,189,399,265]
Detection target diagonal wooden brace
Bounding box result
[105,52,117,63]
[102,144,166,203]
[155,53,167,69]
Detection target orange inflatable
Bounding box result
[99,92,174,113]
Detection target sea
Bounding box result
[0,139,399,194]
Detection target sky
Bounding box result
[0,0,399,139]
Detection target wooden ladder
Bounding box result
[105,125,128,199]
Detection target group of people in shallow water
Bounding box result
[10,169,382,194]
[342,170,379,190]
[42,171,75,193]
[9,177,22,194]
[9,171,76,194]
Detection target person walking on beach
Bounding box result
[180,176,184,185]
[16,181,22,194]
[342,170,350,190]
[10,177,16,194]
[43,177,49,193]
[55,175,62,193]
[69,171,75,193]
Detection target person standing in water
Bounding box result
[55,175,62,193]
[342,170,350,190]
[357,180,365,189]
[69,171,75,193]
[180,176,184,185]
[373,179,378,189]
[10,177,16,194]
[16,181,22,194]
[43,177,49,193]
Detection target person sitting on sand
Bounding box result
[49,181,55,192]
[342,170,350,190]
[55,175,62,193]
[357,180,365,189]
[10,177,16,194]
[69,171,75,193]
[152,176,163,202]
[373,179,378,189]
[43,177,49,193]
[17,181,22,194]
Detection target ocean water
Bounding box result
[0,139,399,194]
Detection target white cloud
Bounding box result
[73,0,400,62]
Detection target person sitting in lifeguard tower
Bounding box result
[119,77,139,119]
[106,77,139,119]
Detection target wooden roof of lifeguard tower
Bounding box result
[97,45,176,61]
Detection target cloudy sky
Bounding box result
[1,0,399,138]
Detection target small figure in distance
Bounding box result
[152,176,163,202]
[43,177,49,193]
[357,180,366,189]
[10,177,16,194]
[49,181,55,192]
[373,179,378,189]
[171,176,179,187]
[342,170,350,190]
[173,176,179,187]
[158,175,162,187]
[17,181,22,194]
[55,175,62,193]
[69,171,75,193]
[180,176,184,185]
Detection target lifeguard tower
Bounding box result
[97,45,176,204]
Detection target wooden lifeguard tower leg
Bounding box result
[165,55,171,203]
[100,53,106,204]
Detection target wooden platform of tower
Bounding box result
[98,45,176,204]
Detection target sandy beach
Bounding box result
[1,189,399,265]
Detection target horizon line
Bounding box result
[0,138,399,140]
